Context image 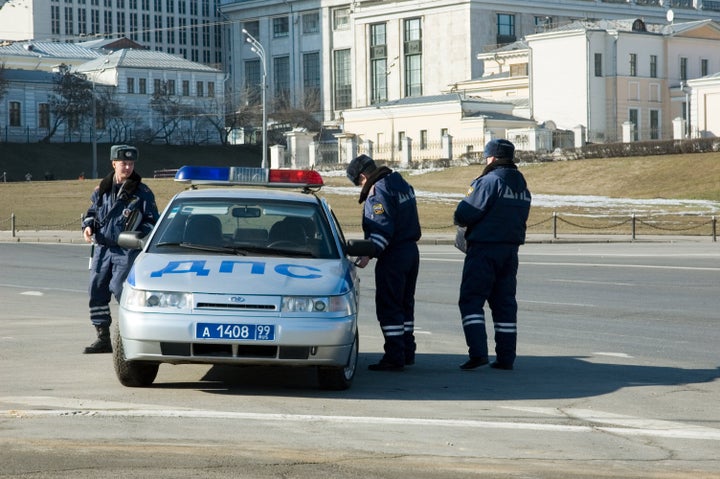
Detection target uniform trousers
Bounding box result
[374,242,419,365]
[458,243,519,366]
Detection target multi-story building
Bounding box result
[218,0,720,122]
[0,0,223,66]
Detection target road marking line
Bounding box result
[2,397,719,441]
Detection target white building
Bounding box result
[0,0,222,66]
[0,41,225,145]
[216,0,720,160]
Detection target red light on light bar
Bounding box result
[269,169,324,186]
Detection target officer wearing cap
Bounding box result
[454,139,531,371]
[346,154,422,371]
[81,145,159,354]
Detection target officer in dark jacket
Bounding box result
[454,139,531,371]
[346,155,422,371]
[81,145,159,354]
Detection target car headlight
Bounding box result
[282,291,356,315]
[122,287,192,310]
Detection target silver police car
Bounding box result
[113,166,373,390]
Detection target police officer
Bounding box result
[81,145,159,354]
[454,139,531,371]
[346,155,422,371]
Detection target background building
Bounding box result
[0,0,222,66]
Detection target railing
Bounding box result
[1,212,717,242]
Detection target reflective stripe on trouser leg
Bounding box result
[88,246,113,328]
[380,324,405,364]
[462,313,488,359]
[494,321,517,365]
[90,304,111,326]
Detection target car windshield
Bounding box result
[148,197,339,259]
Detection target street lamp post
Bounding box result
[242,28,268,169]
[88,59,108,179]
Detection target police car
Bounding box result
[113,166,374,390]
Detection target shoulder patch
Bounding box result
[465,186,474,197]
[372,203,385,215]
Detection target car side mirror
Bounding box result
[345,239,375,257]
[118,231,147,250]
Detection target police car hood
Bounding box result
[127,253,354,296]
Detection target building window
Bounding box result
[127,77,135,93]
[273,56,290,108]
[78,9,87,35]
[420,130,428,150]
[196,81,204,97]
[398,131,405,151]
[650,109,660,140]
[64,7,74,35]
[207,81,215,98]
[182,80,190,96]
[245,59,261,105]
[650,55,657,78]
[680,57,688,81]
[38,103,50,129]
[496,13,515,45]
[510,63,528,77]
[333,7,349,31]
[629,108,639,141]
[302,12,319,34]
[9,102,21,127]
[404,18,422,97]
[51,6,60,35]
[370,22,388,104]
[302,52,321,110]
[243,20,259,39]
[701,58,709,77]
[594,53,602,77]
[629,53,637,77]
[153,79,162,94]
[333,49,352,110]
[273,17,289,38]
[139,78,147,94]
[167,79,176,95]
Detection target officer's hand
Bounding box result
[354,256,370,268]
[83,227,93,243]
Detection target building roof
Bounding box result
[76,48,221,73]
[0,40,103,59]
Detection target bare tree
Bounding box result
[42,64,93,143]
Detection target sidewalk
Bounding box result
[0,229,716,244]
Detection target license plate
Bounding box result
[195,323,275,341]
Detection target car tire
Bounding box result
[112,326,159,387]
[317,332,358,391]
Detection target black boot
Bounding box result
[83,325,112,354]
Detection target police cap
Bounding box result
[110,144,139,162]
[346,154,376,186]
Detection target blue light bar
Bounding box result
[175,166,268,185]
[174,166,323,188]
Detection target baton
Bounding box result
[88,241,95,270]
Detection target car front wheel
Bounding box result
[112,326,159,387]
[317,332,358,391]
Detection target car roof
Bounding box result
[172,187,321,204]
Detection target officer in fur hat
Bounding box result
[81,145,159,354]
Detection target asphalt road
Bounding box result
[0,242,718,478]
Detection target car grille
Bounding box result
[160,342,309,360]
[195,302,277,310]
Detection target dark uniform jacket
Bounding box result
[454,163,531,245]
[82,171,158,247]
[361,168,422,257]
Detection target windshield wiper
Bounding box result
[155,241,247,255]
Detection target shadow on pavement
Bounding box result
[148,353,720,400]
